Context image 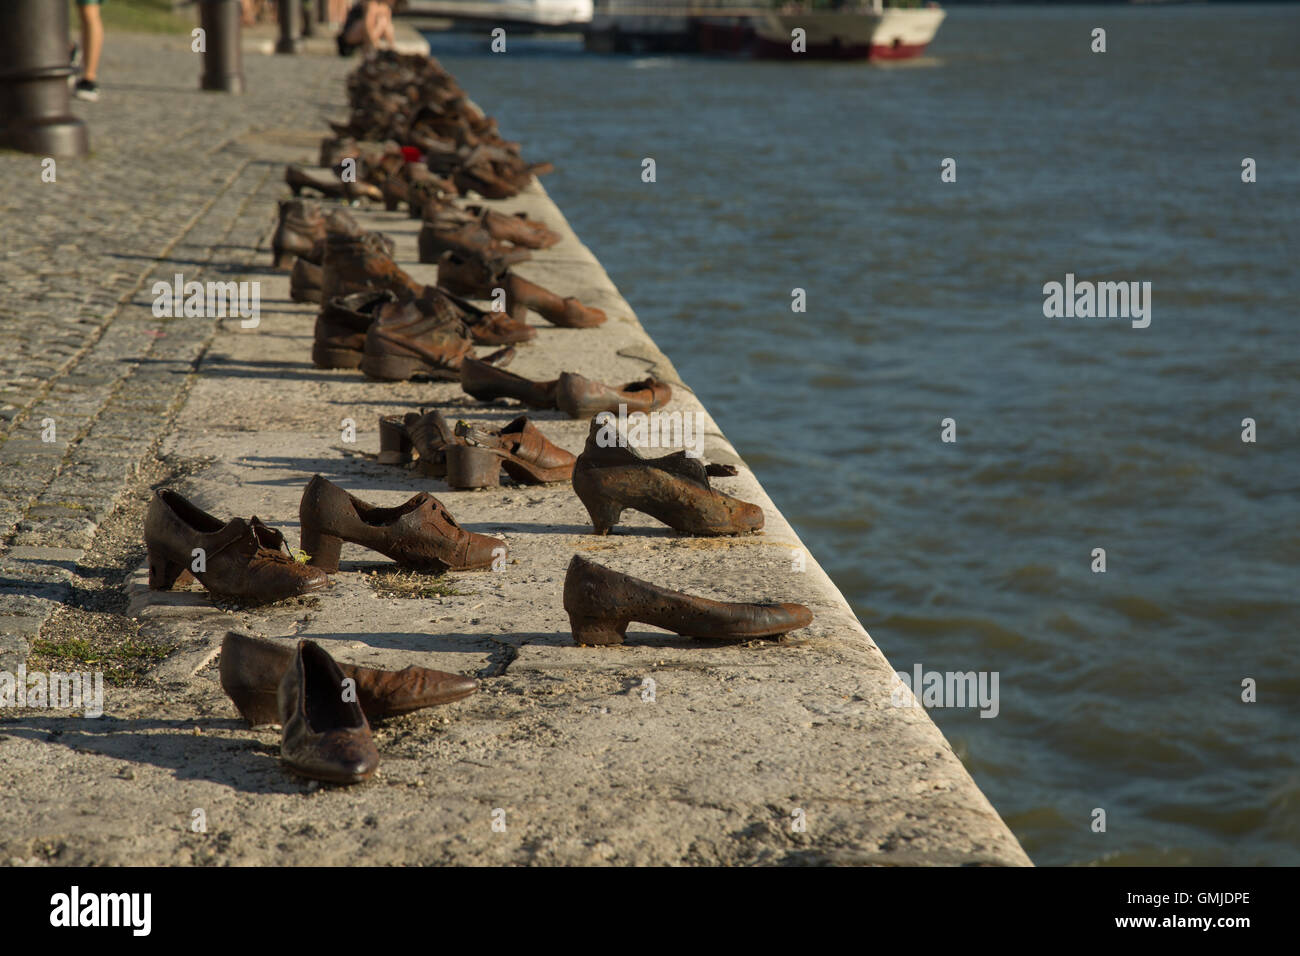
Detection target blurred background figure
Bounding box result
[74,0,105,101]
[337,0,396,56]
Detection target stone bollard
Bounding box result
[0,0,89,157]
[198,0,245,94]
[276,0,303,53]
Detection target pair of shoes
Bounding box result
[227,634,468,785]
[376,409,572,487]
[73,79,100,102]
[299,475,505,573]
[144,491,327,604]
[571,416,764,536]
[437,251,607,329]
[459,357,672,419]
[564,555,812,646]
[221,631,477,727]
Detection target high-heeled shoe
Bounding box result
[278,640,380,784]
[144,490,328,604]
[563,555,812,646]
[298,475,504,573]
[448,416,575,487]
[570,417,763,536]
[284,163,382,203]
[221,630,478,726]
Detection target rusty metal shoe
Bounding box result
[285,163,383,203]
[436,251,603,328]
[298,474,504,573]
[144,490,328,604]
[359,297,475,382]
[378,407,459,476]
[460,355,558,408]
[321,233,424,303]
[563,555,812,646]
[272,198,327,269]
[504,273,606,328]
[555,373,671,419]
[220,630,478,726]
[313,290,398,369]
[452,416,575,486]
[289,257,323,304]
[278,640,380,785]
[466,205,560,249]
[571,416,763,536]
[417,218,531,266]
[420,285,535,346]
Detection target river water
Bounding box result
[423,3,1300,865]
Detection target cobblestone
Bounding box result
[0,35,353,666]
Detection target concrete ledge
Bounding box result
[96,165,1031,865]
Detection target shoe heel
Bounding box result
[360,351,421,382]
[574,484,623,535]
[446,445,502,489]
[568,614,625,646]
[311,343,363,370]
[378,417,413,464]
[301,530,343,572]
[147,548,192,590]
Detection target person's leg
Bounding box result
[363,1,384,51]
[80,2,103,83]
[377,3,394,46]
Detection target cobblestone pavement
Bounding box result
[0,35,354,668]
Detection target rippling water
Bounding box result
[424,4,1300,865]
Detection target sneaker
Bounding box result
[74,79,100,102]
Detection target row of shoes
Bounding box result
[166,51,812,784]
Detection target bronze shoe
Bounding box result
[466,205,560,250]
[437,252,603,328]
[144,490,328,604]
[290,257,323,304]
[420,285,535,346]
[452,416,575,485]
[359,297,474,382]
[555,372,671,420]
[285,163,383,203]
[278,640,380,785]
[220,630,478,726]
[563,555,812,646]
[298,474,505,573]
[313,290,398,369]
[378,407,458,476]
[571,417,763,536]
[272,199,327,270]
[321,233,424,303]
[417,219,531,266]
[460,355,558,408]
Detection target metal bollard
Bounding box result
[276,0,303,53]
[198,0,245,94]
[0,0,89,156]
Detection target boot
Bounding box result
[563,555,812,646]
[290,257,323,304]
[321,233,424,303]
[313,290,398,370]
[359,297,475,382]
